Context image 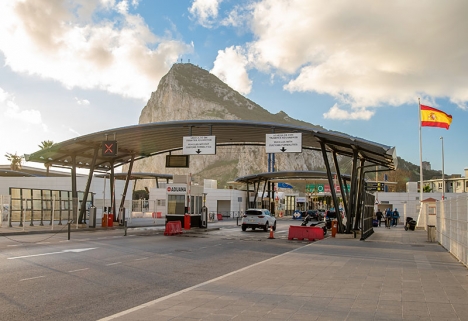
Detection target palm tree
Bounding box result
[38,140,54,149]
[5,152,24,171]
[38,140,54,176]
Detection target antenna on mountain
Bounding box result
[188,59,190,63]
[181,58,183,63]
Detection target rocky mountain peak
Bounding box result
[132,63,325,188]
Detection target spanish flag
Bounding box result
[420,105,452,129]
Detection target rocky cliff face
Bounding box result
[131,63,326,188]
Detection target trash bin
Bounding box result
[89,206,96,228]
[427,225,436,242]
[409,220,417,231]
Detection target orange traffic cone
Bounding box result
[268,225,275,239]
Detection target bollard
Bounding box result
[124,220,127,236]
[332,220,337,237]
[68,221,71,240]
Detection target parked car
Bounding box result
[241,208,277,232]
[300,210,319,220]
[317,209,326,220]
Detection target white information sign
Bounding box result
[265,133,302,153]
[183,136,216,155]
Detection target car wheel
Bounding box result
[323,227,327,235]
[252,227,256,231]
[272,221,277,231]
[264,222,269,232]
[242,225,247,231]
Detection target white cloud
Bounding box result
[0,86,50,159]
[0,88,43,125]
[228,0,468,112]
[75,97,91,105]
[0,0,193,101]
[210,46,252,95]
[323,104,374,120]
[189,0,223,28]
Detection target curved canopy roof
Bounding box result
[25,120,397,171]
[235,170,351,184]
[95,173,173,180]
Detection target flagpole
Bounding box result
[419,98,423,206]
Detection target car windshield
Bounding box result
[245,210,262,216]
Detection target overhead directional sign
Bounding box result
[183,136,216,155]
[265,133,302,153]
[365,182,385,191]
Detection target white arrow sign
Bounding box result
[183,136,216,155]
[265,133,302,153]
[7,248,97,260]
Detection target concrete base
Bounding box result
[335,232,358,239]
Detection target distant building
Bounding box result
[422,168,468,194]
[422,161,431,171]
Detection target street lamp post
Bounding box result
[440,136,445,200]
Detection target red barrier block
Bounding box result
[288,226,324,241]
[217,214,223,220]
[164,221,182,236]
[157,212,162,218]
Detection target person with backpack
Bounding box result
[385,208,392,229]
[392,208,400,227]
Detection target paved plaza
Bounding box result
[96,226,468,321]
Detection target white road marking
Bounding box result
[36,242,50,244]
[134,257,148,261]
[7,248,97,260]
[7,245,20,247]
[106,262,122,266]
[68,268,89,273]
[20,276,45,282]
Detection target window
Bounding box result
[457,182,461,187]
[438,183,442,188]
[167,195,185,214]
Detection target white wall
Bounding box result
[204,188,246,218]
[376,192,458,221]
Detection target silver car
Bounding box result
[241,208,277,232]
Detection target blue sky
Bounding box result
[0,0,467,176]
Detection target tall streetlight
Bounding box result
[440,136,445,200]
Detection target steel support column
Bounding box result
[71,155,78,224]
[319,141,343,232]
[78,146,99,224]
[353,158,366,230]
[348,149,359,231]
[332,151,348,232]
[110,163,116,220]
[118,154,134,225]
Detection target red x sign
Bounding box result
[102,141,118,156]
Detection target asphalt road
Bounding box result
[0,219,310,321]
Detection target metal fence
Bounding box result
[437,194,468,268]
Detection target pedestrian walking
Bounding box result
[376,209,383,227]
[385,208,392,228]
[392,208,400,227]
